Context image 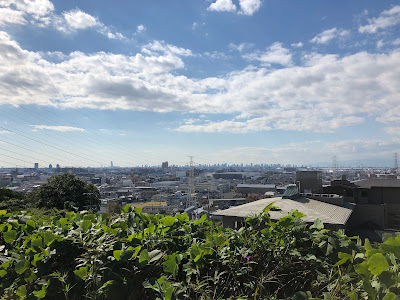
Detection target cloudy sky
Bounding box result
[0,0,399,168]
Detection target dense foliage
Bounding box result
[0,205,399,299]
[25,174,100,211]
[0,189,25,211]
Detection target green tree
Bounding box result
[26,173,100,211]
[0,188,25,211]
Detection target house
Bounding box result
[213,195,354,231]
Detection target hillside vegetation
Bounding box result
[0,205,399,299]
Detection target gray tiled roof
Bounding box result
[213,196,353,225]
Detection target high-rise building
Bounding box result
[162,161,168,169]
[49,164,53,169]
[34,163,39,170]
[110,161,114,168]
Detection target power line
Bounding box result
[0,125,104,166]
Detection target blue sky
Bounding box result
[0,0,400,167]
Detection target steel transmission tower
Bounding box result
[187,156,195,208]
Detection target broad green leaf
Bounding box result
[323,293,332,300]
[193,214,207,225]
[163,254,181,277]
[354,261,370,277]
[149,249,163,263]
[278,215,294,228]
[334,252,352,267]
[0,210,6,215]
[33,285,46,299]
[162,216,176,226]
[262,202,276,213]
[0,269,7,277]
[113,250,123,261]
[80,220,92,232]
[32,254,43,267]
[379,271,395,288]
[123,205,132,213]
[348,291,358,300]
[382,292,396,300]
[58,218,68,227]
[120,249,135,261]
[310,219,324,230]
[139,249,149,263]
[194,254,202,262]
[16,285,27,297]
[3,230,17,243]
[74,266,88,280]
[364,239,372,253]
[163,281,174,300]
[31,237,43,248]
[380,237,400,258]
[291,210,306,219]
[43,231,56,246]
[15,260,29,274]
[368,253,389,276]
[26,219,36,229]
[25,269,37,283]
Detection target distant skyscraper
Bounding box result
[111,161,114,168]
[34,163,39,170]
[49,164,53,169]
[162,161,168,169]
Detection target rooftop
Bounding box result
[213,196,354,225]
[353,179,400,189]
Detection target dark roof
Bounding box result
[353,179,400,189]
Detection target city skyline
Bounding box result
[0,0,400,167]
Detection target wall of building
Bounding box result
[296,171,322,193]
[368,187,400,204]
[347,204,385,229]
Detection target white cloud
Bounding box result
[377,40,385,49]
[0,130,12,134]
[310,28,349,44]
[229,42,253,52]
[359,5,400,33]
[207,0,236,12]
[243,42,292,66]
[31,125,85,131]
[136,24,146,34]
[62,9,99,30]
[1,32,400,134]
[56,9,125,39]
[1,0,54,17]
[204,51,228,59]
[0,7,27,26]
[238,0,262,16]
[142,40,193,57]
[392,38,400,46]
[291,42,303,48]
[385,127,400,135]
[0,2,124,40]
